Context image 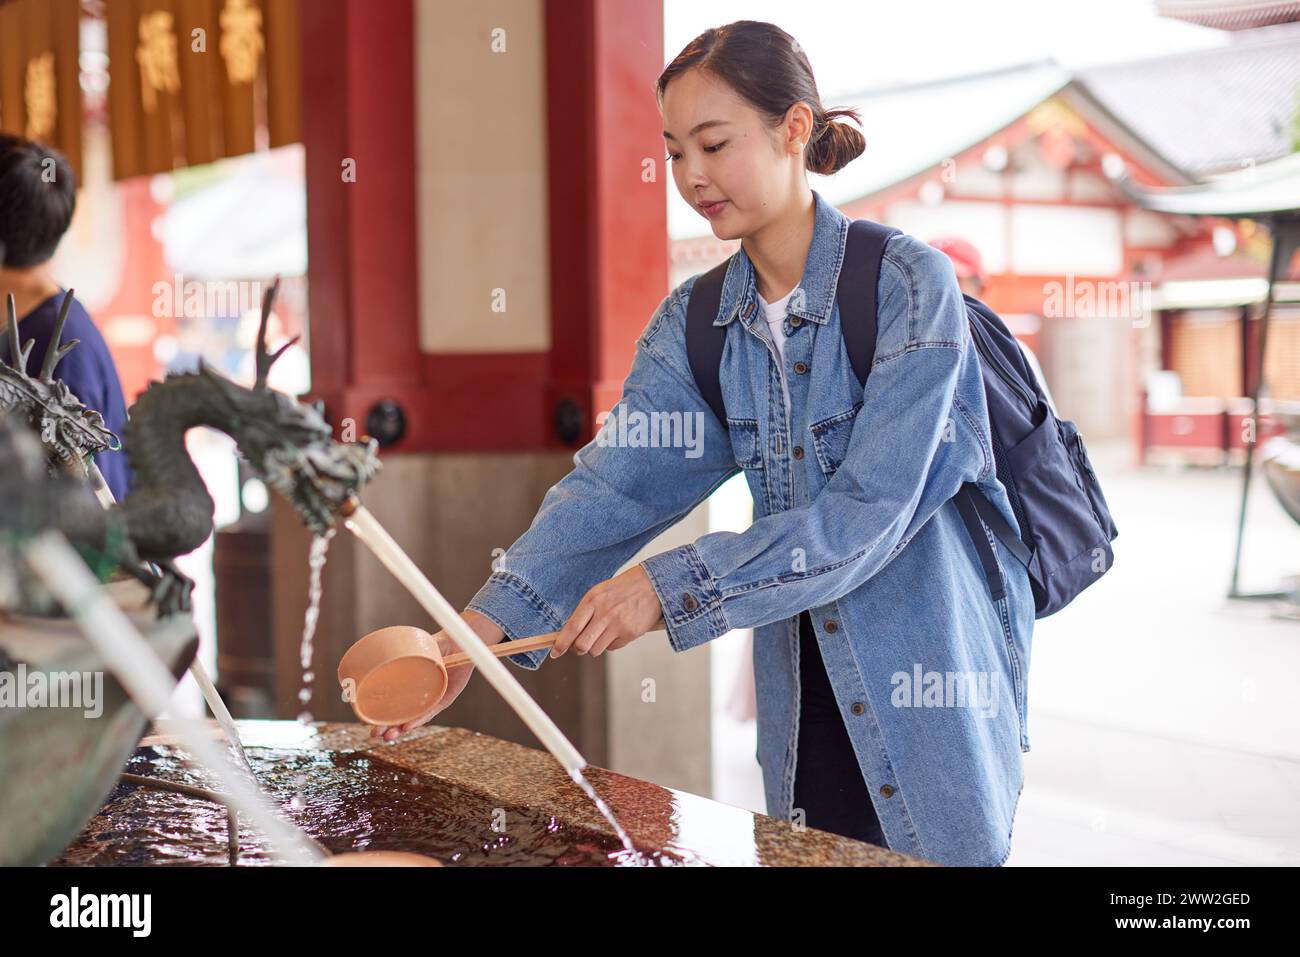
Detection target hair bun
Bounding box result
[806,110,866,175]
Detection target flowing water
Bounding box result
[567,768,641,861]
[297,529,335,725]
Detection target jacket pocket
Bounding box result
[727,417,763,470]
[809,402,862,476]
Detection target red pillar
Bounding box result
[300,0,667,452]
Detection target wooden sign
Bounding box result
[0,0,83,179]
[106,0,300,180]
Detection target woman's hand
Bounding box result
[549,564,666,659]
[367,610,501,743]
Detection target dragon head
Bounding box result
[0,291,120,478]
[197,280,380,535]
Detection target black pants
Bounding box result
[791,610,889,848]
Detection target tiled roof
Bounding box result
[1156,0,1300,31]
[1119,148,1300,217]
[1075,21,1300,176]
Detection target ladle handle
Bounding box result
[442,631,559,669]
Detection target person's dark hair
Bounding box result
[657,20,865,176]
[0,134,77,268]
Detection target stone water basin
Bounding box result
[53,719,932,867]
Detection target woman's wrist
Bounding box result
[460,609,506,646]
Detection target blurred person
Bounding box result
[0,133,132,500]
[930,234,1057,415]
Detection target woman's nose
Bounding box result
[676,158,707,189]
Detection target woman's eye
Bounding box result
[665,142,725,163]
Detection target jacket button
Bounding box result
[792,445,804,460]
[790,316,802,327]
[879,784,895,798]
[682,593,699,612]
[850,702,865,715]
[743,302,756,318]
[794,361,808,374]
[824,619,838,633]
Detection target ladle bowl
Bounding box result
[321,850,444,867]
[337,625,560,726]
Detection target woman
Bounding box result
[371,20,1035,868]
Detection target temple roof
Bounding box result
[1119,149,1300,217]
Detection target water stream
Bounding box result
[296,528,335,725]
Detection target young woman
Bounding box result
[371,21,1036,868]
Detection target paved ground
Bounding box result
[712,440,1300,865]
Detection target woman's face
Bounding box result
[661,68,810,241]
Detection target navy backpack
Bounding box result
[685,220,1118,618]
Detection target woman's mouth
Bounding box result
[700,200,728,218]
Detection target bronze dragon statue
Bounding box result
[0,289,120,483]
[0,282,380,617]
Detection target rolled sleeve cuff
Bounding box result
[465,571,565,671]
[639,544,729,652]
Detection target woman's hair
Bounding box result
[656,20,865,176]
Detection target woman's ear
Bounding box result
[784,101,815,154]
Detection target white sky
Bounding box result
[665,0,1229,98]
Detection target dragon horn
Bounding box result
[254,276,282,390]
[3,293,17,367]
[2,294,43,373]
[40,288,80,381]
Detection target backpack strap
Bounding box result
[837,220,900,385]
[962,482,1033,568]
[684,258,731,426]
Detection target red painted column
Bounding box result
[301,0,668,453]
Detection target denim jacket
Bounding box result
[467,188,1035,867]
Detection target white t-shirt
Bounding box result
[758,287,797,423]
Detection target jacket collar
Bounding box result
[713,188,850,328]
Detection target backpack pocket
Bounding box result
[1058,418,1118,542]
[1006,414,1114,616]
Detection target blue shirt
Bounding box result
[467,188,1036,866]
[9,289,132,501]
